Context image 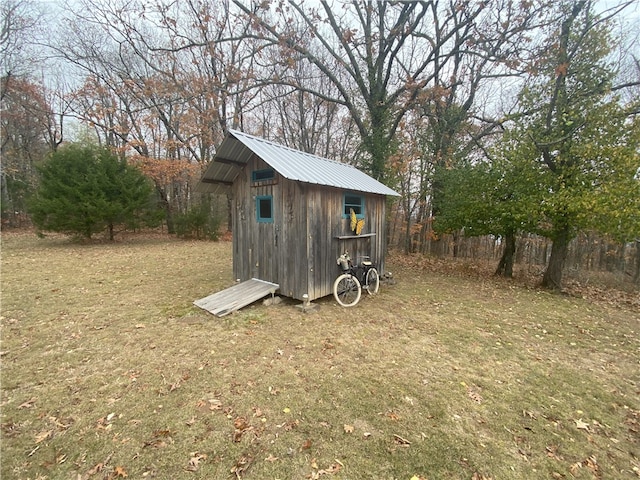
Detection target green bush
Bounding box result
[174,203,221,240]
[29,143,160,240]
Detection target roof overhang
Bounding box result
[195,134,255,194]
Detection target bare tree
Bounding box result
[233,0,551,184]
[1,0,43,96]
[49,0,265,229]
[254,55,357,162]
[0,77,51,224]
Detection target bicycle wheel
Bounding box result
[365,267,380,295]
[333,274,362,307]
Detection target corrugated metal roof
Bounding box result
[195,129,400,196]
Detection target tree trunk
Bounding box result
[634,239,640,286]
[156,186,174,234]
[452,231,460,258]
[542,226,572,290]
[108,222,115,241]
[403,217,412,254]
[164,203,174,234]
[495,233,516,278]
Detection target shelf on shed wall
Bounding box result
[334,233,377,240]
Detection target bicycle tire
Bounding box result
[333,274,362,307]
[365,268,380,295]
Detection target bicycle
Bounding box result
[333,251,380,307]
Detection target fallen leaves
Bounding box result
[626,408,639,435]
[268,385,280,395]
[321,339,335,352]
[308,458,343,478]
[186,452,207,472]
[570,455,599,476]
[113,466,128,478]
[18,397,37,409]
[393,434,411,446]
[386,410,401,421]
[143,429,173,448]
[471,473,493,480]
[164,371,191,393]
[35,429,53,443]
[195,397,223,414]
[0,421,21,439]
[277,418,299,431]
[233,416,252,442]
[27,414,74,448]
[545,444,561,460]
[86,462,105,476]
[564,280,640,310]
[96,413,118,431]
[84,452,114,478]
[575,418,590,431]
[461,381,483,403]
[467,387,483,404]
[230,454,253,478]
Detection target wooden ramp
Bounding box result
[194,278,280,317]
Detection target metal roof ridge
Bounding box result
[228,128,355,169]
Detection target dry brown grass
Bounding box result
[1,231,639,480]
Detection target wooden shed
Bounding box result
[196,129,399,303]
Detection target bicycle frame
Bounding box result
[338,253,375,283]
[334,252,380,306]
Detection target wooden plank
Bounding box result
[215,156,246,167]
[194,278,279,317]
[334,233,377,240]
[201,178,233,186]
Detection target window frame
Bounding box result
[256,195,274,223]
[343,193,365,218]
[252,168,275,183]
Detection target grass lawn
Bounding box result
[1,231,638,480]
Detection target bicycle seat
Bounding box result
[361,260,372,267]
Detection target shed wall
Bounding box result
[232,154,389,301]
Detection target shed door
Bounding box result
[251,190,279,283]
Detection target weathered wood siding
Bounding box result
[232,154,389,301]
[232,155,280,284]
[278,178,309,299]
[306,188,387,300]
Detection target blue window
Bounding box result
[256,195,273,223]
[343,193,364,217]
[252,168,275,182]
